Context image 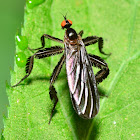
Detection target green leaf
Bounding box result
[4,0,140,139]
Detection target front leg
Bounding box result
[78,30,84,37]
[88,54,109,84]
[28,34,64,51]
[49,54,65,124]
[83,36,111,56]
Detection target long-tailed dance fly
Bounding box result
[12,16,110,124]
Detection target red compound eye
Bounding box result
[61,19,72,28]
[67,19,72,25]
[61,20,66,28]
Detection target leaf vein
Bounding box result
[86,1,139,139]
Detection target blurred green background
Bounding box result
[0,0,25,134]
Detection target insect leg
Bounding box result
[78,30,84,37]
[83,36,111,55]
[12,56,34,87]
[49,54,65,124]
[88,54,109,84]
[28,34,64,51]
[12,46,64,87]
[35,46,64,59]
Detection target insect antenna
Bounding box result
[60,12,68,20]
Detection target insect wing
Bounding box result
[65,40,99,119]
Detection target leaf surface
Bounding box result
[4,0,140,139]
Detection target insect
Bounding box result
[12,16,110,124]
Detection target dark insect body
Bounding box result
[12,16,110,124]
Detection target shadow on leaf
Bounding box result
[59,78,101,140]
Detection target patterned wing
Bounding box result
[65,40,99,119]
